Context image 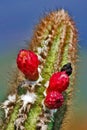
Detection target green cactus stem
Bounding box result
[0,9,77,130]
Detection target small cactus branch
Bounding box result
[0,9,78,130]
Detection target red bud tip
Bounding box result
[16,49,39,80]
[44,91,64,109]
[47,71,69,93]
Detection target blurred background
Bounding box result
[0,0,87,129]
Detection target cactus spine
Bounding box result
[0,9,77,130]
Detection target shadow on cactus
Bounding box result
[0,9,78,130]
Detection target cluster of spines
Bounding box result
[0,9,77,130]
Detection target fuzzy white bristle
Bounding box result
[14,114,27,130]
[21,91,37,104]
[41,99,46,111]
[50,109,57,117]
[43,90,47,97]
[20,91,37,112]
[3,100,10,107]
[8,94,16,103]
[21,74,43,89]
[38,67,42,74]
[5,107,9,118]
[37,55,44,62]
[41,125,48,130]
[37,47,42,54]
[44,81,49,88]
[44,38,50,45]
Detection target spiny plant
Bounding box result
[0,9,78,130]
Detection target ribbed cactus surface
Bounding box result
[0,9,77,130]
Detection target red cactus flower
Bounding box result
[47,71,69,93]
[16,49,39,80]
[44,91,64,109]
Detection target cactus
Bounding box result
[0,9,77,130]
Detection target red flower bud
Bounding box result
[16,49,39,80]
[44,91,64,109]
[47,71,69,93]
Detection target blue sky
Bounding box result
[0,0,87,56]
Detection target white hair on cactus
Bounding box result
[44,81,49,88]
[37,43,48,57]
[41,99,46,111]
[8,94,16,103]
[2,94,16,107]
[4,107,9,118]
[37,47,42,55]
[38,67,42,74]
[14,114,27,130]
[2,100,10,107]
[44,38,50,45]
[21,91,37,104]
[20,74,43,89]
[41,124,48,130]
[43,90,47,97]
[0,101,10,118]
[43,81,49,97]
[0,94,16,118]
[37,55,44,62]
[42,44,48,52]
[20,91,37,112]
[50,109,57,117]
